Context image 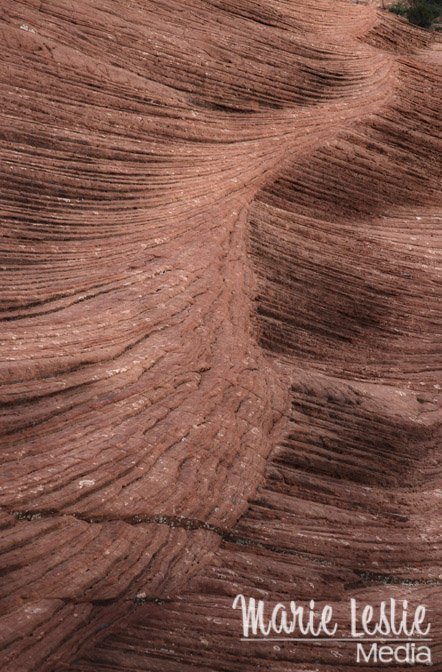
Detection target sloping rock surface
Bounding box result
[0,1,440,670]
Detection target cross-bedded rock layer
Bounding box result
[0,1,440,670]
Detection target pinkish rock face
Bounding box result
[0,1,440,671]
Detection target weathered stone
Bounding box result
[0,1,440,670]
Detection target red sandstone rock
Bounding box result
[0,1,440,671]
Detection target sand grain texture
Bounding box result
[0,0,440,670]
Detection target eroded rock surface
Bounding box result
[0,1,440,670]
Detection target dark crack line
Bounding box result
[4,507,439,586]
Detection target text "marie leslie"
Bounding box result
[232,595,430,638]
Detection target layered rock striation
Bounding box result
[0,1,440,670]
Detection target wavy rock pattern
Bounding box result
[0,1,440,671]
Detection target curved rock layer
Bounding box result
[0,1,440,671]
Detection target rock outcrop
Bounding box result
[0,1,440,670]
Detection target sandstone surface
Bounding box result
[0,1,440,670]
